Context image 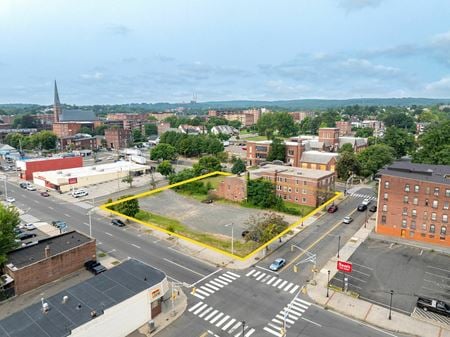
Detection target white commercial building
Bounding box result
[32,160,150,192]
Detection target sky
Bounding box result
[1,0,450,105]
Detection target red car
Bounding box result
[328,204,338,213]
[40,191,50,197]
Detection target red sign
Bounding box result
[68,177,78,184]
[337,261,352,273]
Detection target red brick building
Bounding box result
[377,162,450,247]
[16,156,83,180]
[105,127,131,150]
[251,164,335,207]
[52,122,94,138]
[5,231,96,295]
[336,121,352,136]
[215,176,247,202]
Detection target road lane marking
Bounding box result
[203,283,219,291]
[204,309,218,321]
[427,265,449,273]
[225,271,240,278]
[194,303,208,315]
[246,269,256,277]
[209,312,224,324]
[301,317,322,327]
[193,293,205,300]
[263,326,280,336]
[189,268,222,287]
[244,328,255,336]
[48,206,54,210]
[272,279,282,287]
[216,315,230,327]
[105,232,113,237]
[425,271,450,280]
[289,285,299,293]
[64,213,71,217]
[210,280,224,288]
[284,283,294,291]
[83,223,89,226]
[195,289,210,297]
[131,244,141,249]
[214,278,228,286]
[188,302,203,312]
[253,270,261,277]
[222,318,236,330]
[256,265,278,274]
[256,273,266,281]
[163,258,206,277]
[198,307,213,318]
[267,276,277,285]
[199,286,214,294]
[218,275,233,283]
[278,280,288,289]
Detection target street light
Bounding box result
[337,235,341,258]
[326,270,331,297]
[225,223,234,255]
[87,210,93,237]
[241,321,245,336]
[388,290,394,320]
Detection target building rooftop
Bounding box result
[60,109,97,122]
[300,151,339,164]
[6,231,93,270]
[0,259,166,337]
[17,156,81,164]
[378,161,450,185]
[251,164,334,179]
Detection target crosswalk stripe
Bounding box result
[288,306,304,316]
[229,321,242,334]
[193,293,205,300]
[205,309,219,321]
[278,280,288,289]
[194,303,208,315]
[292,302,309,310]
[267,276,277,285]
[222,318,236,330]
[235,326,249,337]
[216,315,230,327]
[283,283,294,292]
[210,312,224,324]
[263,326,281,336]
[204,283,220,291]
[276,314,295,324]
[210,280,224,288]
[253,271,261,277]
[199,286,215,294]
[225,271,240,278]
[245,328,256,336]
[256,273,266,281]
[219,274,234,282]
[272,279,282,287]
[188,301,203,312]
[198,307,213,318]
[246,269,256,277]
[268,322,281,330]
[262,275,272,282]
[295,298,312,306]
[196,289,210,297]
[281,310,300,319]
[214,278,229,285]
[289,285,299,293]
[272,318,283,324]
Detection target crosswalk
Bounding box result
[245,269,300,294]
[349,193,376,201]
[189,301,256,337]
[192,271,241,300]
[263,297,312,336]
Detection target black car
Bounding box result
[84,260,107,275]
[17,232,37,241]
[369,205,377,212]
[111,219,126,227]
[357,204,367,211]
[19,182,28,189]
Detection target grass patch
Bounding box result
[135,209,258,257]
[245,135,269,141]
[283,201,314,216]
[97,252,107,258]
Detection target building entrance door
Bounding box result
[400,229,406,238]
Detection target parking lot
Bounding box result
[330,238,450,315]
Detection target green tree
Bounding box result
[132,129,143,144]
[150,143,177,161]
[231,158,246,174]
[79,126,94,135]
[115,195,140,217]
[30,131,57,150]
[383,112,415,131]
[338,143,354,154]
[382,126,416,158]
[94,125,107,135]
[122,173,134,187]
[267,138,286,162]
[274,113,298,137]
[157,160,174,177]
[355,127,374,138]
[193,156,222,175]
[0,204,20,265]
[357,144,395,177]
[336,152,361,180]
[244,212,289,243]
[247,178,281,208]
[413,120,450,165]
[4,133,25,149]
[206,137,224,155]
[228,120,242,129]
[256,113,275,138]
[144,123,158,136]
[169,168,196,184]
[12,114,37,128]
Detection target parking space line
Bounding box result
[351,269,371,277]
[105,232,113,237]
[349,262,374,270]
[423,279,450,290]
[427,265,449,273]
[131,244,141,249]
[422,286,450,297]
[64,213,71,217]
[425,271,450,280]
[301,317,322,327]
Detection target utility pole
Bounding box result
[388,290,394,320]
[337,235,341,258]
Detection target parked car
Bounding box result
[17,232,37,241]
[417,297,450,317]
[241,230,250,238]
[26,184,36,191]
[269,258,286,271]
[361,198,371,206]
[40,191,50,197]
[327,204,338,213]
[357,204,367,211]
[5,196,15,203]
[111,219,126,227]
[19,182,28,189]
[201,199,213,204]
[369,205,377,212]
[14,227,23,235]
[71,189,88,198]
[84,260,107,275]
[343,216,353,224]
[52,220,68,229]
[23,223,36,230]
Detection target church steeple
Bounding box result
[53,80,61,123]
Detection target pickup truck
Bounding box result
[417,297,450,317]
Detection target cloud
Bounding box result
[340,58,400,77]
[424,76,450,96]
[338,0,385,11]
[106,24,132,36]
[80,72,104,80]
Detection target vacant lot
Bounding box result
[330,238,450,314]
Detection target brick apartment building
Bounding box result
[105,127,131,150]
[250,164,335,207]
[288,111,314,122]
[5,231,95,295]
[207,108,262,127]
[52,122,94,138]
[377,162,450,247]
[215,176,247,202]
[335,121,352,136]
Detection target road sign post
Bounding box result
[337,261,352,292]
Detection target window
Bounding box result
[302,189,307,194]
[411,209,417,218]
[295,197,298,202]
[302,197,306,203]
[423,211,428,220]
[384,193,388,201]
[405,184,410,192]
[288,150,294,156]
[295,188,298,193]
[446,189,450,197]
[421,223,427,231]
[381,215,386,224]
[283,195,287,200]
[432,200,438,209]
[288,187,292,192]
[284,178,287,183]
[403,196,408,203]
[384,181,390,189]
[382,204,388,212]
[411,221,416,230]
[402,207,408,216]
[434,187,440,196]
[409,231,415,237]
[425,199,429,206]
[283,186,287,192]
[444,202,449,210]
[412,197,418,205]
[401,219,407,228]
[426,187,430,195]
[414,185,419,193]
[431,212,437,221]
[441,226,447,236]
[303,181,307,185]
[443,214,448,223]
[296,179,299,185]
[277,185,282,191]
[430,224,435,233]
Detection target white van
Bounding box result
[71,189,88,198]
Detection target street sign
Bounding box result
[337,260,352,273]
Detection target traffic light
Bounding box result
[293,265,298,273]
[191,287,196,295]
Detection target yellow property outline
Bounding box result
[100,171,343,261]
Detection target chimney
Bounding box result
[44,244,50,258]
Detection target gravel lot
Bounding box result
[139,190,299,237]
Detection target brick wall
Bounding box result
[215,176,247,202]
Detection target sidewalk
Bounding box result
[306,218,450,337]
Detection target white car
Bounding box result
[26,184,36,191]
[23,223,36,230]
[361,198,371,206]
[71,189,88,198]
[5,196,15,203]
